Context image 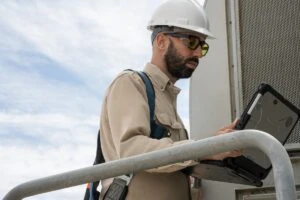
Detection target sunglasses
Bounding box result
[164,32,209,56]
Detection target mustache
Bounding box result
[185,57,199,65]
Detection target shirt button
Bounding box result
[167,132,171,137]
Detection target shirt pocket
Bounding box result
[155,113,184,141]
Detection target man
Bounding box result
[99,0,239,199]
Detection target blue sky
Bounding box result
[0,1,206,199]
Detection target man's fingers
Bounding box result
[219,118,239,131]
[217,128,233,135]
[233,118,239,126]
[208,149,243,161]
[231,150,242,157]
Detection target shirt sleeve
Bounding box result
[103,72,197,173]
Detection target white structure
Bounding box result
[190,0,300,199]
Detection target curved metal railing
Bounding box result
[3,130,296,200]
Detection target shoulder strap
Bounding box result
[84,70,166,200]
[135,71,166,139]
[135,71,155,135]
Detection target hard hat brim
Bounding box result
[148,24,215,39]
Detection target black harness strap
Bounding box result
[84,70,167,200]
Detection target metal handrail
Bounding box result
[3,130,296,200]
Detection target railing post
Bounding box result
[3,130,296,200]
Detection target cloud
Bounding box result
[0,64,102,115]
[0,1,163,199]
[0,112,99,199]
[0,0,203,199]
[0,139,96,199]
[0,0,157,91]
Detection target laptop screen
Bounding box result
[242,91,299,169]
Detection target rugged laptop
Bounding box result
[188,83,300,187]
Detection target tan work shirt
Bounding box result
[100,63,197,200]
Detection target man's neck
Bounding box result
[150,59,178,84]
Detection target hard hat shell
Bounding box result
[147,0,215,39]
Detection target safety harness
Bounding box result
[84,70,167,200]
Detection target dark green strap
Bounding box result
[84,70,166,200]
[135,71,166,139]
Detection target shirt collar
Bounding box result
[144,63,181,94]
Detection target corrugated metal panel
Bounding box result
[238,0,300,143]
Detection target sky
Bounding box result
[0,0,205,199]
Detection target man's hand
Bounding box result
[202,119,242,161]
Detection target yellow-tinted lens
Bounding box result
[165,32,209,56]
[201,43,209,56]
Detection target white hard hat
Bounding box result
[147,0,215,39]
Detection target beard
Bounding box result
[164,40,199,79]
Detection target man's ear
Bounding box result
[155,33,168,50]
